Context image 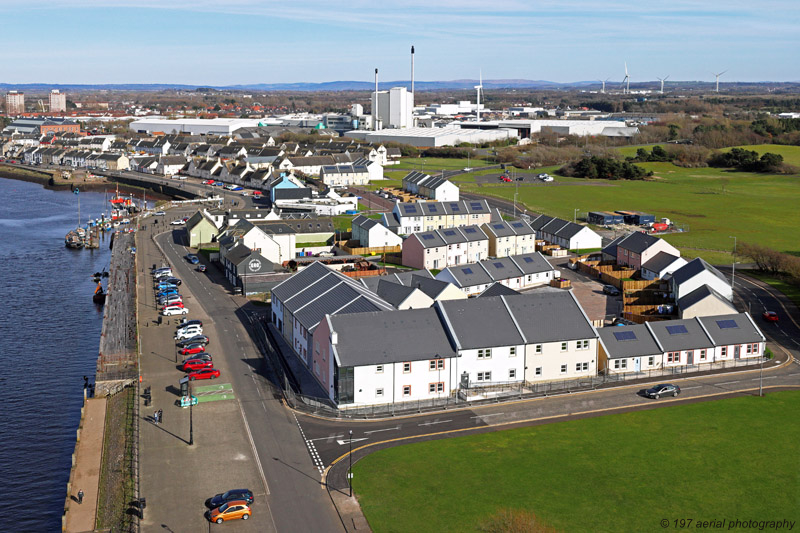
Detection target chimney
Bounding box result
[411,45,415,95]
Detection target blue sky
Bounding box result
[1,1,798,85]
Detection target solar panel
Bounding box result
[443,230,456,236]
[492,224,505,229]
[511,222,524,228]
[421,234,435,240]
[461,268,473,274]
[523,257,534,263]
[464,227,477,234]
[613,330,637,342]
[449,203,461,212]
[428,204,438,213]
[716,319,739,329]
[665,324,688,335]
[493,262,505,268]
[470,202,483,210]
[402,205,418,214]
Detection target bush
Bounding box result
[560,156,652,180]
[708,148,786,173]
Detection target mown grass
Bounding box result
[353,391,800,533]
[396,156,491,170]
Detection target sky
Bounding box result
[0,0,798,85]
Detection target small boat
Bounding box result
[65,230,84,248]
[93,282,106,305]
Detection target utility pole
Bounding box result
[348,429,353,497]
[574,208,580,224]
[189,380,194,446]
[729,236,737,290]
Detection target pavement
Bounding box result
[64,397,107,533]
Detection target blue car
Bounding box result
[157,289,179,298]
[186,254,200,265]
[213,181,224,187]
[156,283,178,291]
[230,186,243,191]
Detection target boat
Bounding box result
[65,230,84,248]
[109,185,140,220]
[93,282,106,305]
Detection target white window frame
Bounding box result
[376,388,384,397]
[535,367,542,376]
[403,362,411,373]
[376,365,384,373]
[509,369,516,379]
[560,364,567,374]
[561,342,568,352]
[402,385,411,397]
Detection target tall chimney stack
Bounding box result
[411,45,415,95]
[373,68,379,131]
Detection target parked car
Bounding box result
[207,489,254,509]
[203,179,215,185]
[213,181,224,187]
[196,264,207,272]
[762,311,779,322]
[152,267,172,277]
[175,328,203,341]
[207,500,251,524]
[158,296,182,306]
[182,358,213,372]
[160,301,184,311]
[186,254,200,264]
[170,219,185,226]
[230,186,243,191]
[156,283,178,292]
[156,288,179,298]
[602,285,620,296]
[251,191,262,197]
[154,211,166,216]
[176,335,209,347]
[188,368,220,381]
[644,383,680,399]
[180,343,206,356]
[162,306,189,316]
[164,277,182,286]
[177,319,203,329]
[542,176,554,182]
[183,352,212,364]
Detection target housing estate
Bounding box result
[435,252,559,296]
[402,225,489,270]
[383,199,492,235]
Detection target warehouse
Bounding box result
[587,211,624,225]
[344,126,516,147]
[615,210,655,225]
[453,119,636,138]
[129,118,263,135]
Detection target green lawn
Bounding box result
[397,156,491,170]
[353,391,800,533]
[743,270,800,309]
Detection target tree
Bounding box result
[668,124,680,141]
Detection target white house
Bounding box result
[641,252,687,281]
[217,219,296,266]
[436,252,559,296]
[482,219,537,258]
[535,216,602,251]
[670,258,733,302]
[351,215,403,248]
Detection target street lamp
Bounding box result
[729,236,737,289]
[574,208,580,224]
[189,380,194,446]
[348,429,353,497]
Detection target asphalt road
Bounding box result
[142,211,343,532]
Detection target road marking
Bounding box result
[237,399,270,495]
[294,414,325,474]
[470,412,504,419]
[309,435,344,442]
[751,376,778,380]
[418,419,452,427]
[716,381,740,386]
[337,438,369,446]
[364,426,400,435]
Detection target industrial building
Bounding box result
[615,210,655,225]
[587,211,624,225]
[453,119,638,138]
[372,86,414,129]
[345,126,516,147]
[128,118,264,135]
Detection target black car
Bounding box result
[644,383,681,399]
[183,352,212,364]
[176,319,203,330]
[207,489,254,509]
[165,277,182,286]
[176,335,209,347]
[602,285,620,296]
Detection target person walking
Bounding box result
[77,489,84,504]
[153,410,159,425]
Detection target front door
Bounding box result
[734,345,740,359]
[687,351,694,365]
[634,357,641,372]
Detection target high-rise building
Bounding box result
[371,86,413,130]
[49,90,66,113]
[5,91,25,115]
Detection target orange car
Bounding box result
[208,500,251,524]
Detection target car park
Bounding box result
[177,319,203,329]
[207,489,254,508]
[180,343,206,356]
[189,368,220,381]
[162,306,189,316]
[170,219,185,225]
[644,383,680,399]
[602,285,620,296]
[154,211,166,216]
[762,311,779,322]
[207,500,251,524]
[196,264,207,272]
[164,277,182,286]
[176,335,209,347]
[175,328,203,341]
[186,254,200,264]
[181,358,213,372]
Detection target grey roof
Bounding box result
[440,263,494,287]
[697,313,764,345]
[539,218,569,236]
[293,283,389,331]
[502,291,597,344]
[359,269,434,294]
[263,218,335,234]
[226,243,256,265]
[396,199,490,218]
[529,214,555,231]
[352,215,380,231]
[678,285,736,313]
[438,297,525,349]
[671,257,729,287]
[553,221,587,239]
[271,262,331,301]
[642,251,682,273]
[376,279,417,307]
[598,324,663,359]
[407,275,452,300]
[602,234,625,258]
[480,257,524,280]
[329,308,456,366]
[509,252,555,275]
[478,283,520,298]
[402,171,429,185]
[412,230,446,248]
[617,231,661,255]
[647,318,714,351]
[484,219,536,238]
[274,188,312,200]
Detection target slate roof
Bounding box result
[647,318,714,351]
[617,231,661,255]
[528,214,555,232]
[329,308,456,366]
[553,222,587,239]
[678,285,736,313]
[478,283,520,298]
[671,257,730,287]
[402,171,429,185]
[642,251,683,274]
[438,296,526,349]
[352,214,380,231]
[441,263,494,287]
[502,291,597,344]
[483,219,536,238]
[697,313,765,345]
[602,234,625,258]
[509,253,556,275]
[598,324,663,359]
[375,279,418,307]
[396,199,490,218]
[407,275,453,300]
[480,257,524,280]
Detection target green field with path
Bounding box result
[353,391,800,533]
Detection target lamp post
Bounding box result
[729,236,737,289]
[574,208,580,224]
[189,381,194,446]
[348,429,353,497]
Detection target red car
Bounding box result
[182,359,214,372]
[762,311,779,322]
[203,179,215,185]
[160,301,184,310]
[180,344,206,356]
[188,368,220,381]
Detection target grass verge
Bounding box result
[96,386,135,530]
[353,391,800,533]
[742,270,800,309]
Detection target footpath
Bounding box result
[63,396,107,533]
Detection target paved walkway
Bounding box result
[64,397,107,533]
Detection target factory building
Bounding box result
[128,118,264,136]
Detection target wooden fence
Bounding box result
[340,240,402,256]
[341,267,387,279]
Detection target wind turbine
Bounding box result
[598,78,610,94]
[657,75,669,94]
[621,62,630,94]
[474,70,483,122]
[713,70,727,93]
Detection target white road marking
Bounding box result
[294,414,326,473]
[418,419,452,427]
[470,412,505,419]
[716,381,740,386]
[337,438,369,446]
[309,435,344,442]
[237,399,271,495]
[681,386,702,390]
[364,426,401,435]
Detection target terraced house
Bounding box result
[383,199,492,235]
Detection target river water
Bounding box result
[0,177,122,531]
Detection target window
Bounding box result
[509,369,517,379]
[477,371,492,382]
[582,362,589,371]
[746,344,752,354]
[402,385,411,397]
[614,359,628,370]
[648,356,655,367]
[577,340,590,350]
[376,365,384,373]
[561,342,568,352]
[700,349,706,361]
[667,352,680,364]
[429,359,445,370]
[560,364,567,374]
[535,367,542,377]
[751,343,759,355]
[510,347,516,357]
[575,362,582,372]
[429,382,444,393]
[403,362,411,373]
[376,388,384,397]
[478,348,492,359]
[535,344,542,354]
[721,346,728,357]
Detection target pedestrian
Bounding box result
[77,489,84,504]
[153,410,159,424]
[158,409,163,425]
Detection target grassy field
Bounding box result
[396,156,491,170]
[353,391,800,533]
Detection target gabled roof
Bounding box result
[696,313,764,345]
[483,219,536,238]
[678,284,736,313]
[617,231,661,254]
[438,296,525,349]
[329,308,456,366]
[480,257,524,280]
[553,221,587,239]
[671,257,729,287]
[598,324,662,359]
[528,214,555,232]
[602,234,625,258]
[502,291,597,343]
[647,318,713,351]
[396,199,491,218]
[352,214,380,231]
[642,252,684,274]
[407,274,452,300]
[508,252,554,275]
[375,279,417,308]
[478,283,520,298]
